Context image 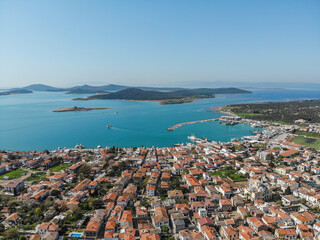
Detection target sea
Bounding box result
[0,88,319,151]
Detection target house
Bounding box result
[174,163,183,175]
[136,206,148,218]
[105,221,116,232]
[85,209,106,238]
[198,217,214,230]
[290,212,315,225]
[147,185,156,197]
[179,230,205,240]
[38,222,59,236]
[247,217,268,233]
[152,205,169,230]
[220,226,238,240]
[117,195,130,206]
[4,181,25,196]
[201,225,218,240]
[119,210,133,228]
[198,208,208,217]
[219,199,232,212]
[42,231,59,240]
[275,228,298,239]
[168,190,184,200]
[4,213,20,225]
[282,195,300,206]
[171,212,186,233]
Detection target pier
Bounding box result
[167,118,220,131]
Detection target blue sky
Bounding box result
[0,0,319,88]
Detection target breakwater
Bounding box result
[167,118,220,131]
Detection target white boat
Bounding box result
[188,135,196,141]
[106,125,112,128]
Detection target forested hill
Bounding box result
[222,99,320,124]
[78,87,251,102]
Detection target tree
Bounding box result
[181,169,189,175]
[284,186,291,195]
[50,189,61,197]
[88,197,102,210]
[35,207,42,216]
[269,161,275,168]
[79,164,91,180]
[4,227,19,239]
[161,226,169,233]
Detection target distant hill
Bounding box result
[0,89,33,96]
[173,88,251,96]
[75,87,252,104]
[12,83,184,93]
[22,84,64,91]
[85,88,182,100]
[66,85,109,94]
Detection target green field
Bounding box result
[210,168,246,181]
[0,168,28,179]
[26,172,46,182]
[295,131,320,139]
[50,164,71,172]
[291,136,320,150]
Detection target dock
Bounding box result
[167,118,220,131]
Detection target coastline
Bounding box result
[73,97,199,105]
[211,107,239,117]
[53,107,109,112]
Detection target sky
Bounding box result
[0,0,319,88]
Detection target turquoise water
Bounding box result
[0,88,319,151]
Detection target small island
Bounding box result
[0,89,33,96]
[53,106,109,112]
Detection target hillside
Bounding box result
[222,99,320,124]
[85,88,185,101]
[74,87,251,104]
[22,84,64,91]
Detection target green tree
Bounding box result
[4,227,19,239]
[88,197,102,210]
[284,186,291,195]
[79,164,91,180]
[50,189,61,197]
[161,226,169,233]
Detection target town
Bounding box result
[1,118,320,240]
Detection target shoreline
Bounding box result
[73,97,200,105]
[211,107,239,117]
[53,107,109,112]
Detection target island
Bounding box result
[74,87,251,104]
[52,107,109,112]
[0,89,33,96]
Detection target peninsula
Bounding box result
[221,99,320,124]
[53,107,109,112]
